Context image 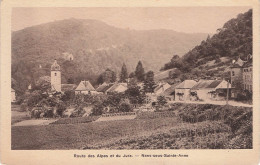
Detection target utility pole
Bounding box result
[226,80,229,105]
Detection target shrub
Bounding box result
[118,103,133,112]
[20,103,28,112]
[44,107,54,118]
[157,96,167,107]
[56,103,66,117]
[27,90,44,107]
[70,106,86,117]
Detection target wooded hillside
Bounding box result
[161,9,252,81]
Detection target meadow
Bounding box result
[11,103,252,150]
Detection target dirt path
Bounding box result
[170,100,252,107]
[12,119,58,126]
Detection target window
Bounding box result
[232,71,235,76]
[244,69,247,72]
[250,68,252,72]
[55,73,57,76]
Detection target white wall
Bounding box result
[51,71,61,92]
[175,88,190,101]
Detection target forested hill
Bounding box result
[12,18,208,93]
[161,9,252,81]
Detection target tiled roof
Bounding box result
[191,80,223,90]
[51,60,61,71]
[61,84,77,91]
[75,81,95,91]
[96,83,114,92]
[161,83,180,96]
[243,59,252,68]
[106,83,127,93]
[175,80,197,89]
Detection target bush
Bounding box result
[20,103,28,112]
[70,106,86,117]
[157,96,167,107]
[119,103,133,112]
[91,104,104,116]
[44,108,54,118]
[56,103,66,117]
[27,90,44,107]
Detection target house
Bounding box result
[230,55,252,98]
[160,83,180,101]
[75,80,97,95]
[96,82,114,94]
[154,82,171,95]
[11,88,16,102]
[62,52,74,61]
[190,80,232,101]
[175,80,197,101]
[242,60,252,92]
[106,83,128,94]
[61,84,77,92]
[28,84,32,90]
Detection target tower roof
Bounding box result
[51,59,61,71]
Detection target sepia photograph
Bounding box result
[9,6,253,151]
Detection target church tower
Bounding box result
[51,59,61,92]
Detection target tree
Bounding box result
[144,71,156,93]
[135,61,145,82]
[157,96,167,107]
[120,63,128,82]
[129,72,135,78]
[111,71,117,83]
[34,76,51,92]
[125,79,145,105]
[119,102,133,112]
[97,69,117,84]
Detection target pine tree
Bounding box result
[120,63,128,82]
[144,71,156,93]
[135,61,145,82]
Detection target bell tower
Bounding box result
[51,59,61,92]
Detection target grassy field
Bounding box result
[12,116,179,150]
[11,105,30,124]
[11,103,252,150]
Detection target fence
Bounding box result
[101,112,137,117]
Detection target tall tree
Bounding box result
[125,78,145,105]
[144,71,156,93]
[97,69,117,84]
[120,63,128,82]
[135,61,145,82]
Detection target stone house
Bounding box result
[175,80,197,101]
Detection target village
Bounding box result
[10,54,253,150]
[11,52,253,119]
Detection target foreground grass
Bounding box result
[12,117,179,150]
[11,104,252,150]
[11,105,30,124]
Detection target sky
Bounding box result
[12,7,251,33]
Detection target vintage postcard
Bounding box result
[1,0,259,164]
